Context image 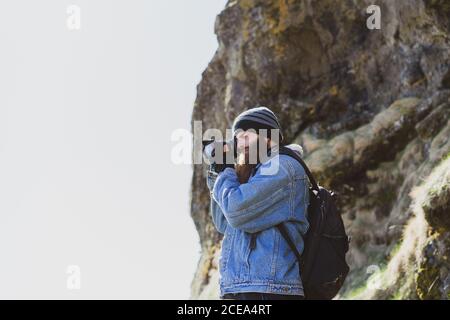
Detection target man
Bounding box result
[206,106,310,300]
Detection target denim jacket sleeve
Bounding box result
[206,169,228,234]
[212,156,301,234]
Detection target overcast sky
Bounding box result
[0,0,227,299]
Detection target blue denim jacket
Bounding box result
[206,145,310,298]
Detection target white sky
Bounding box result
[0,0,227,299]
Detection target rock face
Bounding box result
[190,0,450,299]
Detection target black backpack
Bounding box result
[277,146,350,300]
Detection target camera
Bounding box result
[202,137,237,172]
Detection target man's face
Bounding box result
[235,130,269,164]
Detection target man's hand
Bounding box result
[210,143,235,173]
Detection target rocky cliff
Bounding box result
[190,0,450,299]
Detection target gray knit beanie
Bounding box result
[232,106,284,142]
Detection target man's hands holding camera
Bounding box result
[203,138,256,184]
[203,139,236,174]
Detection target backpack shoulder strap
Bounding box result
[276,223,302,263]
[279,145,319,192]
[277,145,320,267]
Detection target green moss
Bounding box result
[421,155,450,231]
[416,265,441,299]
